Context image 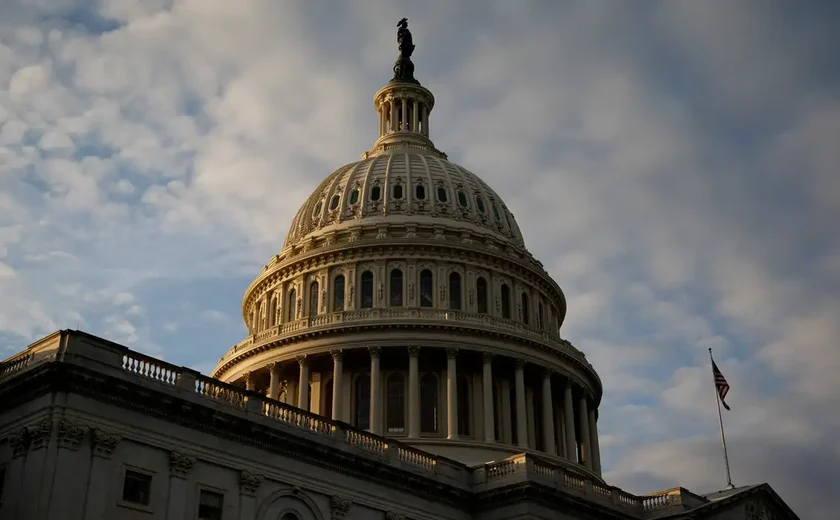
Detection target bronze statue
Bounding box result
[393,18,418,83]
[397,18,414,59]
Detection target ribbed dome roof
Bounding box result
[282,150,526,251]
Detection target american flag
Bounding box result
[712,359,731,411]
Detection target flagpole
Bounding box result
[709,348,735,490]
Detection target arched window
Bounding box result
[420,374,438,433]
[323,378,333,420]
[501,284,511,319]
[390,269,403,307]
[457,375,471,437]
[333,275,345,311]
[521,292,530,325]
[309,281,319,317]
[393,184,403,200]
[360,271,374,309]
[254,301,262,332]
[386,373,406,433]
[437,186,448,203]
[354,374,370,430]
[415,184,426,200]
[370,185,381,201]
[449,272,462,310]
[419,269,433,307]
[476,277,488,314]
[457,190,469,208]
[281,513,299,520]
[287,288,297,321]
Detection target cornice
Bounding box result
[473,481,635,519]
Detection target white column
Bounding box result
[401,97,407,130]
[514,359,528,448]
[297,356,309,409]
[589,408,602,475]
[408,346,420,438]
[564,381,577,461]
[390,98,397,134]
[331,350,343,421]
[379,104,385,135]
[268,362,280,400]
[412,99,419,132]
[245,371,255,391]
[542,371,556,455]
[482,352,495,443]
[446,348,459,440]
[369,347,381,434]
[579,395,592,469]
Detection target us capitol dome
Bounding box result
[211,23,603,479]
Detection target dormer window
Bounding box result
[349,188,360,205]
[329,194,340,210]
[370,185,381,201]
[313,201,323,217]
[415,184,426,200]
[437,187,448,203]
[457,191,469,208]
[393,184,403,200]
[476,197,486,214]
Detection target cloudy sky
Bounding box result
[1,0,838,517]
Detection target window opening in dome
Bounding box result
[254,301,262,333]
[370,185,381,202]
[333,275,345,311]
[419,269,433,307]
[322,378,333,422]
[393,184,403,200]
[386,373,406,433]
[457,375,471,437]
[538,301,544,329]
[448,272,462,310]
[354,374,370,430]
[420,373,438,433]
[457,191,469,208]
[313,201,323,218]
[437,186,448,203]
[389,269,403,307]
[501,284,511,319]
[476,277,488,314]
[521,292,530,325]
[349,188,360,205]
[329,194,340,211]
[476,197,486,214]
[492,204,502,223]
[415,184,426,200]
[309,281,320,317]
[287,288,297,321]
[360,271,374,308]
[281,513,300,520]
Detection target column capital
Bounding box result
[368,346,381,358]
[267,361,279,372]
[543,368,554,379]
[446,347,459,359]
[244,370,253,382]
[330,349,344,361]
[482,351,495,363]
[514,358,526,370]
[407,346,420,357]
[296,354,308,366]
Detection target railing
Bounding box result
[0,351,33,378]
[195,375,246,409]
[122,351,179,385]
[225,309,588,365]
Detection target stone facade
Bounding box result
[0,331,799,519]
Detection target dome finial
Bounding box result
[393,18,418,84]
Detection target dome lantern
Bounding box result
[364,18,444,160]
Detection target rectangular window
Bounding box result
[0,465,6,505]
[198,489,224,520]
[122,470,152,506]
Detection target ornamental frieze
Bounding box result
[169,450,196,479]
[10,427,29,457]
[29,418,51,451]
[57,418,89,451]
[92,428,121,458]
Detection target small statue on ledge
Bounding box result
[393,17,419,84]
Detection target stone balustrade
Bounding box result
[218,309,589,369]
